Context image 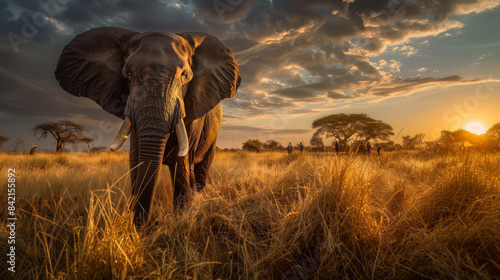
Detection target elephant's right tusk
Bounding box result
[175,118,189,157]
[110,117,132,151]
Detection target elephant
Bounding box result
[90,146,107,154]
[54,27,241,227]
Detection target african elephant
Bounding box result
[90,146,107,154]
[55,27,240,227]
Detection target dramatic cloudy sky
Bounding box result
[1,0,500,151]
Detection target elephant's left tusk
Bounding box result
[110,117,132,151]
[175,118,189,157]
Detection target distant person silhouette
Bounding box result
[366,142,371,155]
[287,142,293,154]
[377,145,381,156]
[298,142,304,152]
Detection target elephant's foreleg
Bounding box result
[129,129,142,224]
[194,142,216,191]
[168,155,190,210]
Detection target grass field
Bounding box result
[0,150,499,279]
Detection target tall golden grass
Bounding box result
[0,150,499,279]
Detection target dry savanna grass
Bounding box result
[0,150,499,279]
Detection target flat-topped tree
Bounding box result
[78,136,95,153]
[312,113,394,152]
[359,121,395,143]
[33,120,84,152]
[263,140,283,151]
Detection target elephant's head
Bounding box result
[55,27,240,221]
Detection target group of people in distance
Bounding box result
[357,141,381,156]
[28,142,381,156]
[286,141,382,156]
[287,142,304,154]
[335,141,382,156]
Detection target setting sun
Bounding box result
[464,121,487,135]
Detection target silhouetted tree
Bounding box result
[438,129,479,151]
[263,140,283,151]
[242,139,263,152]
[401,133,426,150]
[33,120,84,152]
[453,129,476,148]
[78,136,95,153]
[310,131,325,149]
[359,121,394,142]
[415,133,426,149]
[402,135,417,150]
[379,141,396,151]
[12,138,25,153]
[312,113,393,152]
[487,122,500,144]
[0,135,9,151]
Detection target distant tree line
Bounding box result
[237,115,500,154]
[241,139,286,152]
[3,117,500,154]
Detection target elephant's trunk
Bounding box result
[132,129,168,226]
[126,81,188,227]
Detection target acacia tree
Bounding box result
[311,113,393,151]
[439,129,478,150]
[359,121,394,142]
[0,135,9,151]
[242,139,263,152]
[402,135,417,150]
[310,130,325,149]
[487,122,500,144]
[13,138,25,153]
[263,140,283,151]
[33,120,84,152]
[453,129,476,148]
[78,136,95,153]
[401,134,425,150]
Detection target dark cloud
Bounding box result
[369,75,487,97]
[0,67,114,121]
[318,15,361,40]
[190,0,256,23]
[220,125,311,135]
[327,91,355,99]
[272,88,323,100]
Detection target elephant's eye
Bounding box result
[126,69,132,77]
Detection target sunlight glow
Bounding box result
[464,121,487,135]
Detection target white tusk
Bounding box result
[110,117,132,151]
[175,118,189,157]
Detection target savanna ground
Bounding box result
[0,149,499,279]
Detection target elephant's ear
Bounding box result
[177,32,241,123]
[55,27,138,119]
